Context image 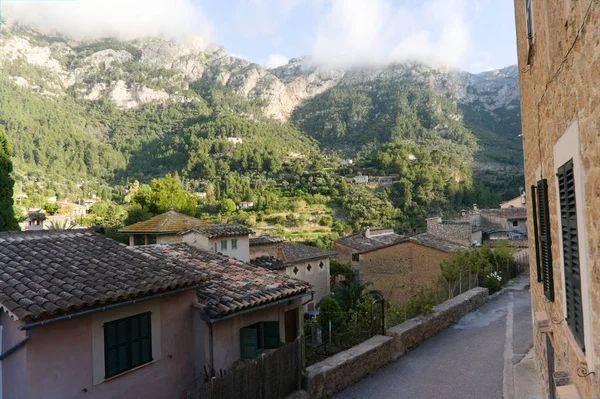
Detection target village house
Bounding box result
[119,210,205,245]
[237,201,254,210]
[0,230,310,398]
[515,1,600,398]
[426,216,483,247]
[249,237,336,310]
[180,224,253,262]
[334,228,405,268]
[22,211,46,231]
[354,235,466,303]
[500,191,526,209]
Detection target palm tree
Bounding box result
[333,280,383,312]
[47,219,77,230]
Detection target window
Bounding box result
[319,261,324,269]
[104,312,152,379]
[214,242,218,252]
[558,160,584,349]
[232,238,238,249]
[307,264,312,272]
[512,220,519,227]
[293,266,299,275]
[537,179,554,301]
[352,253,359,262]
[221,239,227,250]
[240,321,280,359]
[531,185,542,282]
[525,0,534,46]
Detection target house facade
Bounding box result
[334,228,404,268]
[249,238,335,310]
[356,235,465,303]
[181,225,252,262]
[500,192,526,209]
[515,1,600,398]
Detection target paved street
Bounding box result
[335,281,536,399]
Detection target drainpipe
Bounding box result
[0,330,32,361]
[208,322,214,374]
[301,291,314,307]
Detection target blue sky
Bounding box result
[4,0,517,73]
[200,0,518,72]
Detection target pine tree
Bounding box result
[0,128,19,231]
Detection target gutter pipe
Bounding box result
[0,330,32,361]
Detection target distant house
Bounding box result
[0,230,207,399]
[180,224,253,262]
[335,228,405,268]
[0,230,310,397]
[346,175,369,185]
[226,137,243,145]
[83,199,97,208]
[287,152,305,158]
[500,192,526,209]
[46,196,57,203]
[57,201,87,217]
[119,210,206,245]
[237,201,254,210]
[426,217,483,247]
[354,235,466,303]
[340,159,353,167]
[249,237,336,310]
[194,192,207,200]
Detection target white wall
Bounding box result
[182,232,250,262]
[285,258,331,308]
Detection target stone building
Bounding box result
[515,1,600,398]
[426,217,482,247]
[334,228,405,268]
[355,235,465,303]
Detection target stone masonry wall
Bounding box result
[426,217,471,246]
[359,241,451,303]
[304,288,488,398]
[515,1,600,398]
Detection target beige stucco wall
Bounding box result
[203,298,303,373]
[359,242,449,303]
[249,243,280,260]
[2,291,198,399]
[286,259,330,307]
[1,313,28,399]
[184,232,250,262]
[156,234,183,244]
[515,1,600,397]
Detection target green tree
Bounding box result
[333,280,382,312]
[316,296,345,330]
[220,198,237,214]
[0,128,19,231]
[43,202,61,215]
[124,203,153,226]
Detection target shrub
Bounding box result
[317,296,345,330]
[483,272,503,294]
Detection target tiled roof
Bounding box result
[140,244,310,320]
[480,208,528,220]
[280,242,337,263]
[0,230,208,322]
[119,211,205,234]
[410,234,467,253]
[336,232,404,252]
[249,236,285,246]
[181,224,253,239]
[249,256,288,271]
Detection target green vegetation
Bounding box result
[0,127,19,231]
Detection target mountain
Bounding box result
[0,27,523,203]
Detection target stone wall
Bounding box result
[515,1,600,398]
[359,241,450,303]
[304,287,488,398]
[426,217,471,246]
[387,287,488,354]
[305,335,395,399]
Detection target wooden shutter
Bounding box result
[240,328,258,359]
[104,312,153,378]
[262,321,280,349]
[531,185,542,282]
[525,0,534,45]
[537,179,554,301]
[558,160,584,349]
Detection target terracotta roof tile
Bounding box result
[119,211,205,234]
[336,232,405,252]
[0,230,208,322]
[180,224,253,239]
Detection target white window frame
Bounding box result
[553,121,592,367]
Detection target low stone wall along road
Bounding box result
[335,281,534,399]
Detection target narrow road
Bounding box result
[335,282,533,399]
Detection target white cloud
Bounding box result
[266,53,289,68]
[233,0,305,38]
[311,0,474,69]
[2,0,214,42]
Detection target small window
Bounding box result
[232,238,238,249]
[352,253,359,262]
[293,266,299,275]
[307,264,312,272]
[104,312,153,379]
[319,261,324,269]
[512,220,519,227]
[221,239,227,250]
[240,321,280,359]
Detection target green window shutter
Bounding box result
[537,179,554,301]
[240,328,258,359]
[221,239,227,250]
[531,185,542,282]
[104,312,153,379]
[558,160,584,349]
[262,321,280,349]
[232,239,238,249]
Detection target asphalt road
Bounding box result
[334,287,533,399]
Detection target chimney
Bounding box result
[472,203,478,211]
[461,209,467,217]
[365,228,371,238]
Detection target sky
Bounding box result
[2,0,518,73]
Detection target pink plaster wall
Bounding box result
[2,291,198,399]
[1,313,28,399]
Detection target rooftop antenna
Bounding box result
[169,192,174,211]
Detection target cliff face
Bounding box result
[0,30,520,122]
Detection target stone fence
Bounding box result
[304,287,489,398]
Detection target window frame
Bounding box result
[231,238,238,249]
[240,321,280,359]
[103,312,153,379]
[221,239,228,250]
[537,178,554,301]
